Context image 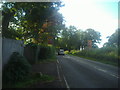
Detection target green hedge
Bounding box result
[24,43,38,64]
[69,48,118,63]
[2,52,31,88]
[38,45,55,60]
[24,43,56,62]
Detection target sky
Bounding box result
[59,0,118,47]
[0,0,118,47]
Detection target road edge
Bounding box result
[57,59,70,89]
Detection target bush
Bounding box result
[70,50,80,54]
[64,50,69,54]
[3,52,31,87]
[69,48,118,64]
[38,45,55,60]
[24,43,38,64]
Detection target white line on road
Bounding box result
[57,64,62,82]
[63,74,70,89]
[96,68,107,73]
[57,59,70,89]
[109,74,119,78]
[57,59,59,64]
[94,66,119,78]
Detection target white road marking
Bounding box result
[57,64,62,82]
[93,66,119,78]
[57,59,70,89]
[63,75,70,89]
[97,68,107,73]
[57,59,59,64]
[109,74,119,78]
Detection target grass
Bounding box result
[13,57,57,88]
[7,73,55,88]
[68,54,118,67]
[3,56,56,88]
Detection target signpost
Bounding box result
[48,36,53,44]
[88,40,92,48]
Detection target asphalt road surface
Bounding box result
[57,55,119,88]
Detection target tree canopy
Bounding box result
[2,2,65,44]
[2,2,104,50]
[103,28,119,48]
[56,26,101,50]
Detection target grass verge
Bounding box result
[7,73,55,88]
[68,54,118,67]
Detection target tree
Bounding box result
[2,2,64,44]
[2,2,16,38]
[61,26,78,51]
[104,28,120,47]
[73,28,101,50]
[56,26,101,51]
[84,28,101,48]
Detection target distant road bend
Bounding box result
[57,55,119,88]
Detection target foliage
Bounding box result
[13,73,55,88]
[85,29,101,43]
[104,28,120,48]
[38,44,55,60]
[25,42,38,49]
[23,43,38,64]
[64,50,69,54]
[56,26,101,51]
[69,47,118,66]
[2,2,65,44]
[2,52,31,87]
[64,28,119,66]
[68,50,80,54]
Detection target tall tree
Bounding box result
[61,26,78,50]
[104,28,120,47]
[84,28,101,48]
[2,2,64,44]
[57,27,101,51]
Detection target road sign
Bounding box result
[88,40,92,48]
[48,36,53,44]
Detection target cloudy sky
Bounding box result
[59,0,118,47]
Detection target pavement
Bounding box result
[57,55,119,88]
[28,60,67,88]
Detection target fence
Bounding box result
[24,45,40,64]
[2,38,24,67]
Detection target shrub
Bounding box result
[69,48,118,64]
[64,50,69,54]
[38,45,55,60]
[70,50,80,54]
[24,43,38,64]
[2,52,31,87]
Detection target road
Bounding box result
[57,55,119,88]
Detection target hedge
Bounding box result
[2,52,31,88]
[38,45,55,60]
